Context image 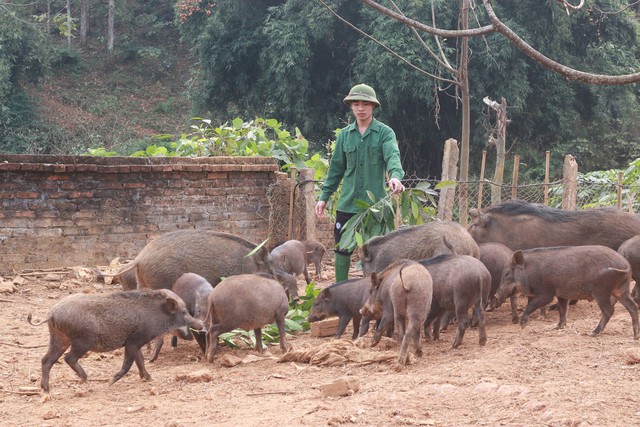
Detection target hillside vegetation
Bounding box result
[25,41,194,155]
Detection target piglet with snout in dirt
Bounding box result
[204,273,290,362]
[361,259,433,365]
[493,245,640,339]
[149,272,214,362]
[269,240,313,300]
[27,289,204,393]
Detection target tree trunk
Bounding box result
[46,0,51,34]
[66,0,72,48]
[79,0,89,47]
[492,97,507,205]
[457,0,471,224]
[107,0,115,54]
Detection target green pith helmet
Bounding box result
[343,83,380,108]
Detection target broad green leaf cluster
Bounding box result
[337,184,438,253]
[134,117,311,172]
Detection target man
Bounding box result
[315,83,405,282]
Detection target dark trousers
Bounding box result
[334,211,356,255]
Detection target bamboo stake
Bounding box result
[511,155,520,200]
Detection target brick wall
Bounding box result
[0,155,280,272]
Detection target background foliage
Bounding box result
[1,0,640,181]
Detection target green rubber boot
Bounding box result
[334,252,351,282]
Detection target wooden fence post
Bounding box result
[437,138,459,221]
[562,155,578,210]
[478,150,486,209]
[299,168,317,241]
[544,151,550,205]
[287,167,297,239]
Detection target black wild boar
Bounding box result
[359,273,395,344]
[149,273,214,362]
[109,230,272,291]
[493,245,640,339]
[419,255,490,349]
[27,289,203,393]
[468,199,640,251]
[302,240,327,278]
[361,259,433,364]
[307,277,371,339]
[361,221,480,275]
[478,242,519,323]
[269,240,312,299]
[204,273,289,362]
[618,235,640,302]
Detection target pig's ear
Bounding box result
[370,272,380,289]
[362,245,371,262]
[513,251,525,266]
[321,288,331,299]
[469,208,479,220]
[164,297,179,314]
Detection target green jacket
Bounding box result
[320,118,405,213]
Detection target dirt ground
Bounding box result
[2,265,640,427]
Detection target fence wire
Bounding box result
[401,174,639,219]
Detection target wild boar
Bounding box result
[109,230,272,290]
[618,235,640,302]
[149,273,214,362]
[27,289,203,393]
[302,240,327,278]
[307,277,371,339]
[478,242,519,323]
[492,245,640,339]
[361,259,433,364]
[468,199,640,251]
[269,240,312,299]
[204,273,289,362]
[361,221,480,275]
[419,254,490,349]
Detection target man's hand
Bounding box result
[388,178,405,194]
[315,200,327,218]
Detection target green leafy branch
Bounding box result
[337,182,439,253]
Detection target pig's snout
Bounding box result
[189,318,205,332]
[488,296,501,311]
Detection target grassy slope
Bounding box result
[27,40,194,154]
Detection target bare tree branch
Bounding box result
[482,0,640,85]
[358,0,640,85]
[359,0,495,37]
[388,0,458,74]
[558,0,585,14]
[316,0,458,85]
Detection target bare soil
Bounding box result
[2,266,640,427]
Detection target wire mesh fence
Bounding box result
[267,169,639,251]
[401,174,639,222]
